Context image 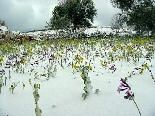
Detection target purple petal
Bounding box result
[124,91,133,99]
[117,87,128,93]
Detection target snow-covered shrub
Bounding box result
[29,79,42,116]
[81,65,93,100]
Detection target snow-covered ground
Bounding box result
[0,37,155,116]
[24,26,135,39]
[0,25,136,41]
[0,26,8,33]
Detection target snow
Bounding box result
[0,37,155,116]
[0,26,8,34]
[84,26,114,35]
[0,25,135,41]
[12,26,134,40]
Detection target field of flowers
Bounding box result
[0,37,155,116]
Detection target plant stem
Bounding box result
[133,99,142,116]
[147,67,155,82]
[5,77,7,86]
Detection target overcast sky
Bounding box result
[0,0,120,32]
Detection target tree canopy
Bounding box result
[46,0,97,30]
[111,0,134,11]
[111,0,155,35]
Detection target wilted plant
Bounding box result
[9,81,20,93]
[94,89,100,94]
[9,81,25,93]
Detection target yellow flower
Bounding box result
[117,45,123,50]
[112,47,117,52]
[139,68,144,75]
[40,74,46,77]
[75,54,79,62]
[28,47,32,53]
[80,57,83,63]
[21,60,26,65]
[80,73,84,77]
[73,65,79,69]
[100,60,107,67]
[142,64,147,69]
[23,84,25,89]
[128,46,132,51]
[88,63,92,70]
[100,60,103,66]
[0,57,4,62]
[89,65,92,70]
[9,85,14,90]
[37,84,40,89]
[55,53,62,58]
[131,39,135,44]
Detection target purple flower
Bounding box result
[117,78,131,92]
[4,66,10,68]
[34,60,39,65]
[8,55,17,60]
[134,67,141,70]
[145,56,151,60]
[49,54,55,60]
[6,61,12,66]
[124,91,134,100]
[43,52,47,56]
[95,51,100,56]
[67,48,73,53]
[109,64,116,72]
[0,69,5,75]
[68,62,71,67]
[117,87,128,93]
[15,61,20,65]
[117,78,134,100]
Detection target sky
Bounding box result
[0,0,120,32]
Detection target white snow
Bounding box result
[0,26,8,34]
[0,37,155,116]
[16,26,135,40]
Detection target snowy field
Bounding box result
[0,25,135,41]
[0,37,155,116]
